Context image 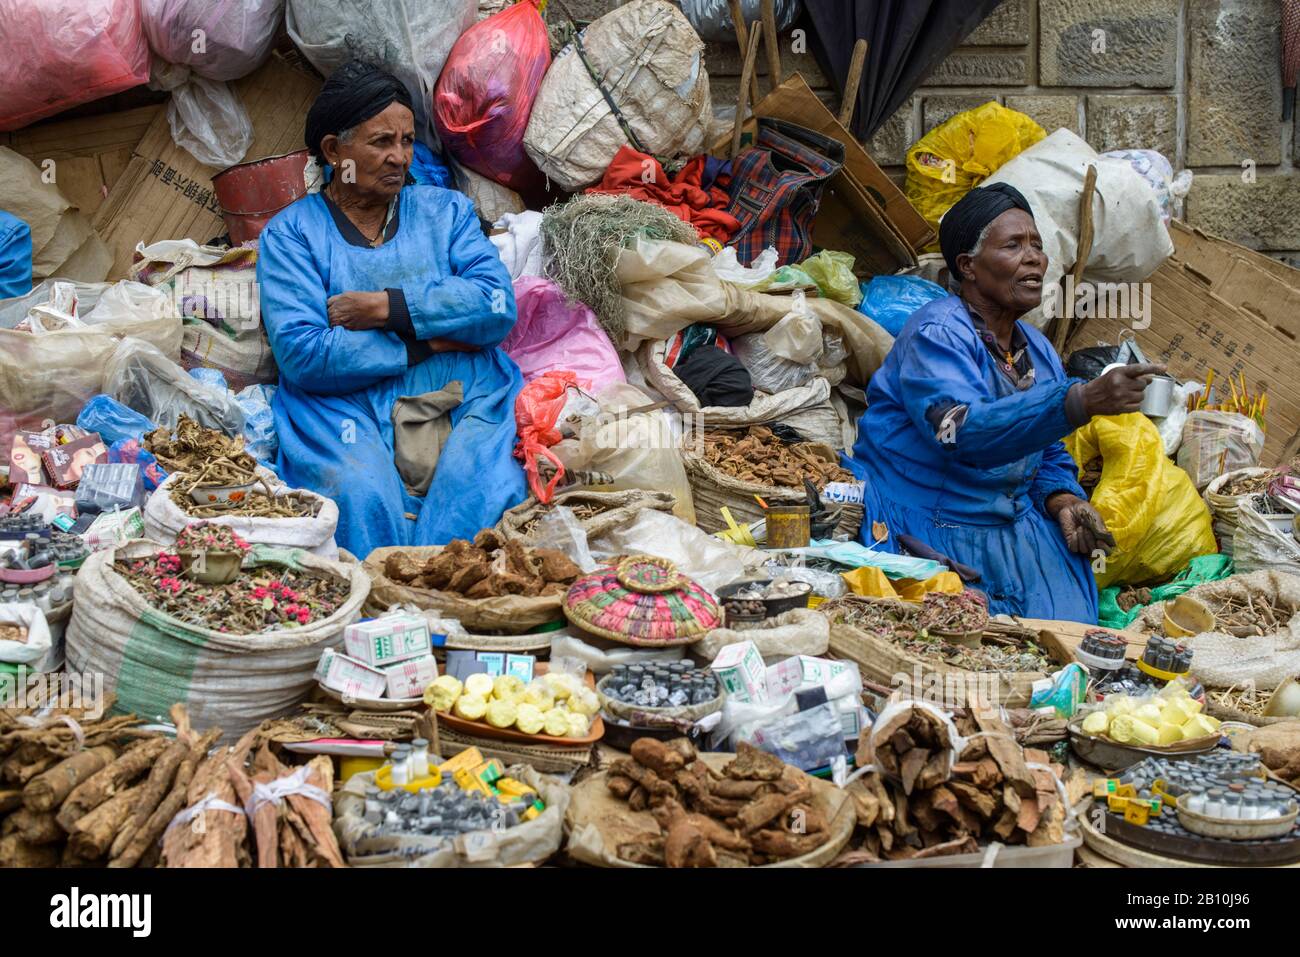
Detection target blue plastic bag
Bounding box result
[108,438,166,491]
[75,395,158,446]
[410,141,454,189]
[235,383,278,468]
[858,275,948,337]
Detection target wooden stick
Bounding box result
[761,0,783,93]
[57,737,168,830]
[68,783,142,859]
[728,0,761,106]
[838,38,869,128]
[22,745,116,812]
[731,20,764,160]
[1054,163,1098,354]
[110,728,220,868]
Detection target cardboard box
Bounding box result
[476,652,505,677]
[382,653,440,700]
[505,654,535,683]
[712,73,934,260]
[315,648,388,699]
[343,614,431,667]
[710,640,767,703]
[93,55,322,278]
[0,105,162,218]
[1065,248,1300,465]
[765,655,854,697]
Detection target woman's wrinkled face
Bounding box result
[321,101,415,202]
[956,208,1048,314]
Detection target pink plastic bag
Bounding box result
[141,0,283,81]
[433,0,550,195]
[0,0,150,131]
[502,277,626,390]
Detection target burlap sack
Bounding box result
[694,607,830,661]
[334,764,569,867]
[496,489,677,543]
[363,545,563,634]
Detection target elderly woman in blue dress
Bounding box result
[256,62,526,559]
[849,183,1163,623]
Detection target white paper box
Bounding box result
[343,614,430,667]
[315,648,387,699]
[383,654,439,699]
[710,640,768,703]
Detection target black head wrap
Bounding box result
[304,60,414,161]
[938,182,1034,281]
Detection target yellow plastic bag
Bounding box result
[798,250,862,306]
[1065,413,1217,588]
[905,102,1045,250]
[842,566,963,601]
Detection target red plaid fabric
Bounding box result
[725,118,844,267]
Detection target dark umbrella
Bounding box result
[805,0,1003,139]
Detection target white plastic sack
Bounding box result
[1177,410,1265,491]
[711,246,780,286]
[764,290,822,363]
[144,469,339,559]
[287,0,476,146]
[1232,497,1300,578]
[0,602,53,666]
[550,382,696,523]
[104,337,245,436]
[1101,149,1192,225]
[588,508,746,593]
[523,0,713,191]
[142,0,283,81]
[0,147,111,283]
[983,129,1174,329]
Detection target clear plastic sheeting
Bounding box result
[587,507,747,593]
[1176,410,1266,491]
[104,338,245,437]
[157,70,254,169]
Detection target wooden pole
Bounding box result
[732,21,764,160]
[728,0,760,107]
[761,0,783,93]
[838,38,869,128]
[1054,164,1098,355]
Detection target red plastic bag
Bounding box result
[513,371,579,504]
[433,0,550,196]
[0,0,150,131]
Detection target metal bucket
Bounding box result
[211,149,312,244]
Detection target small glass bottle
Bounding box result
[390,746,411,786]
[1240,794,1259,821]
[1205,788,1225,817]
[1222,793,1241,820]
[410,737,430,779]
[1185,786,1206,815]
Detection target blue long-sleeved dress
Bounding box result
[256,185,526,559]
[0,211,32,299]
[849,294,1098,623]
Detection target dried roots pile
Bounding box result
[0,700,212,868]
[833,704,1066,865]
[608,739,832,867]
[703,426,855,488]
[383,528,581,599]
[145,415,256,486]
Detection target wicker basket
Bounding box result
[563,556,722,647]
[682,453,864,540]
[826,620,1070,709]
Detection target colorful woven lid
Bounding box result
[562,556,722,646]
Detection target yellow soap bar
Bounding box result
[1081,711,1110,736]
[485,697,517,728]
[515,702,545,735]
[1181,713,1220,739]
[439,747,485,774]
[1124,801,1150,826]
[1133,703,1164,729]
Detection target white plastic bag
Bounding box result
[0,602,53,666]
[104,338,245,436]
[165,74,254,169]
[588,508,746,593]
[710,246,779,286]
[1177,410,1265,490]
[763,290,822,363]
[1231,496,1300,577]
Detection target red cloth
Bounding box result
[586,146,741,243]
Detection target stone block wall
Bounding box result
[575,0,1299,263]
